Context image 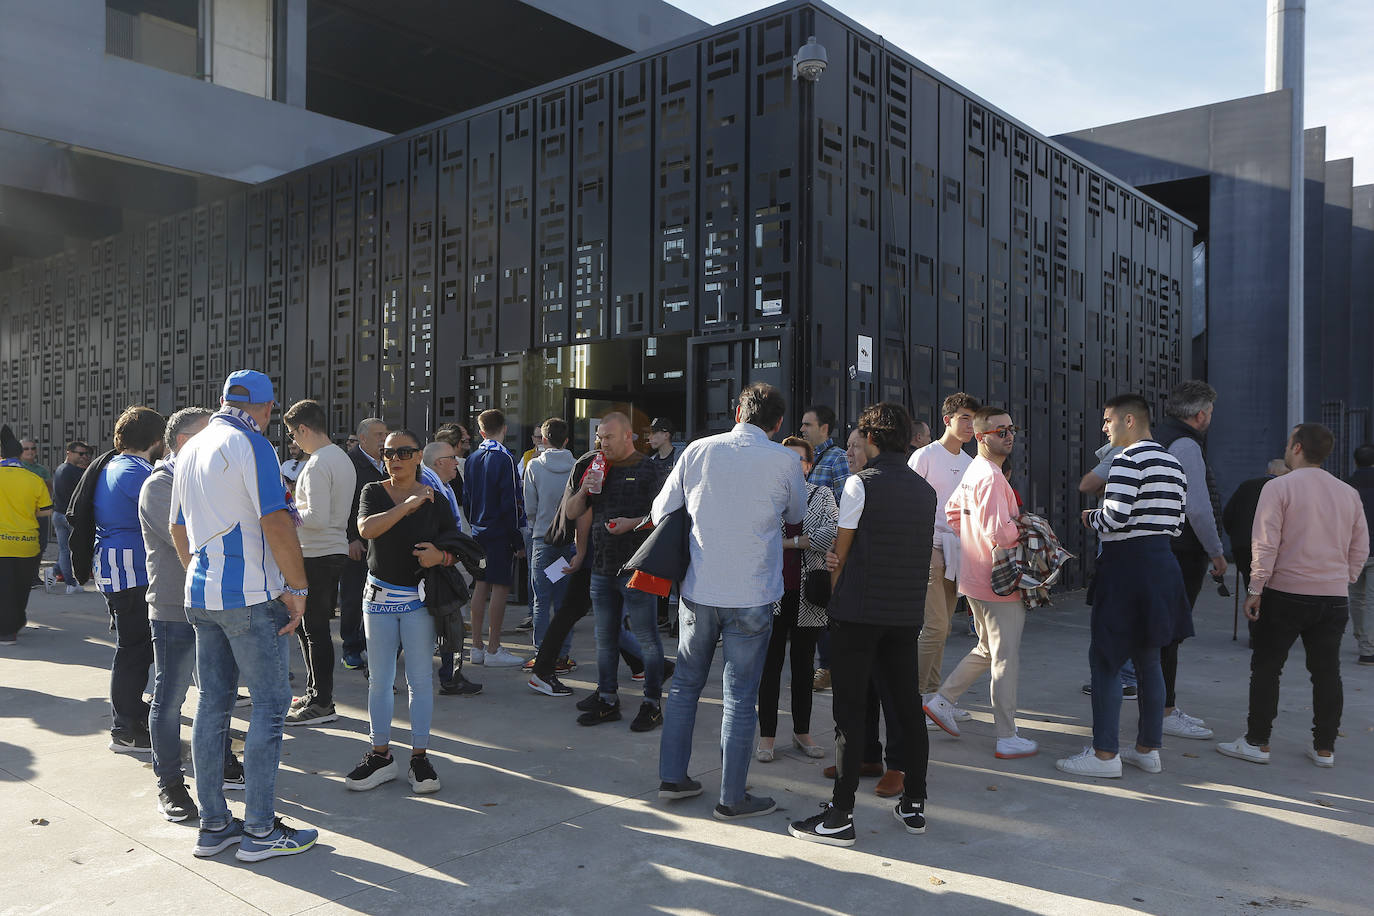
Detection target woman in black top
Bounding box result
[344,430,458,795]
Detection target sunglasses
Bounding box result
[985,425,1021,439]
[382,446,420,460]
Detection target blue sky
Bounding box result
[669,0,1373,184]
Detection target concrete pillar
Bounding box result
[1266,0,1305,428]
[273,0,307,107]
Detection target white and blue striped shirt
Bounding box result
[169,412,289,610]
[1089,439,1188,541]
[93,455,154,593]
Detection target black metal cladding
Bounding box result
[0,1,1189,582]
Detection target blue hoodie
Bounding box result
[463,439,527,536]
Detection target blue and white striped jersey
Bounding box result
[169,413,289,610]
[93,455,154,593]
[1088,439,1188,542]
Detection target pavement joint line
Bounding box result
[2,763,272,915]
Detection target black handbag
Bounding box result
[804,569,831,608]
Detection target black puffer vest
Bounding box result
[828,452,936,628]
[1157,416,1222,557]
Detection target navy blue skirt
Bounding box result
[1090,536,1195,669]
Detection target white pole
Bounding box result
[1266,0,1305,428]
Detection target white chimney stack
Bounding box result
[1266,0,1305,427]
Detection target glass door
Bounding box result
[561,388,643,456]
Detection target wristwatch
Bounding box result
[283,584,309,597]
[792,535,800,548]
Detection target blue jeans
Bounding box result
[187,599,293,834]
[1089,644,1164,754]
[364,609,436,748]
[149,618,233,789]
[659,599,773,807]
[529,537,575,658]
[52,511,73,583]
[590,572,663,702]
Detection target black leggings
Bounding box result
[1167,549,1210,708]
[757,590,821,738]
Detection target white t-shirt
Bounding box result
[837,474,866,529]
[908,440,973,536]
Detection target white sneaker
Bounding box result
[1119,747,1162,773]
[469,647,485,665]
[952,705,973,722]
[995,735,1038,759]
[1174,708,1206,728]
[922,693,960,737]
[66,583,81,595]
[483,648,523,668]
[1162,709,1213,739]
[1056,747,1122,778]
[1216,737,1270,764]
[1306,747,1335,768]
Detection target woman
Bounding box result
[757,435,838,761]
[0,424,52,645]
[345,430,458,794]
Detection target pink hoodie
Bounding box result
[946,455,1021,602]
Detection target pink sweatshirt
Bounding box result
[1250,466,1369,597]
[946,456,1021,602]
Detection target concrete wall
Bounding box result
[1321,159,1353,415]
[0,0,385,183]
[1353,186,1374,423]
[212,0,273,98]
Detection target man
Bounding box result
[1079,439,1137,699]
[800,404,849,503]
[93,406,165,753]
[814,426,871,692]
[463,409,527,668]
[433,423,471,529]
[282,399,356,726]
[170,369,318,861]
[0,426,52,645]
[280,441,305,492]
[923,406,1038,760]
[910,420,931,451]
[1056,395,1189,779]
[1348,445,1374,666]
[345,434,360,451]
[647,418,682,470]
[789,403,933,846]
[340,417,388,671]
[424,440,482,697]
[565,412,669,729]
[1224,458,1290,643]
[654,384,804,819]
[19,439,52,582]
[138,407,245,821]
[1218,424,1368,769]
[1154,379,1224,740]
[524,418,578,672]
[520,428,545,475]
[909,392,979,699]
[49,439,91,594]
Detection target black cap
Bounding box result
[649,417,673,433]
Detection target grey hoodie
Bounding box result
[523,448,576,539]
[137,461,187,621]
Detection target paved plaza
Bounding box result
[1,582,1369,915]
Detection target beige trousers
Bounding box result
[938,596,1026,738]
[917,545,960,694]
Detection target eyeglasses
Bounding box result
[71,450,91,457]
[382,446,420,460]
[986,425,1021,439]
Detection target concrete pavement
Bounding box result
[1,582,1370,915]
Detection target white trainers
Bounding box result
[994,735,1038,759]
[43,567,56,593]
[1119,747,1162,773]
[469,647,485,665]
[1162,709,1213,739]
[922,693,960,737]
[1174,708,1206,728]
[484,647,524,668]
[1216,737,1270,764]
[952,705,973,722]
[1056,747,1122,778]
[1306,747,1335,768]
[66,583,82,595]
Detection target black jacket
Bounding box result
[1222,475,1274,578]
[1157,416,1222,557]
[64,448,119,585]
[1347,467,1374,559]
[420,530,487,653]
[346,447,387,544]
[619,507,691,582]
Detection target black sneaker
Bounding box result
[659,777,704,800]
[554,656,578,673]
[893,797,927,834]
[1360,654,1374,666]
[223,755,246,791]
[629,701,663,732]
[345,751,398,791]
[408,754,440,794]
[714,793,777,820]
[575,691,602,712]
[1123,685,1138,700]
[576,696,622,726]
[439,673,483,696]
[663,659,676,680]
[109,728,152,754]
[157,782,198,822]
[528,672,573,697]
[516,616,534,631]
[789,803,856,846]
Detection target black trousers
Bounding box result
[106,585,152,733]
[1246,588,1348,751]
[338,556,368,656]
[0,554,40,637]
[757,590,821,738]
[863,673,904,768]
[298,554,347,705]
[532,566,592,679]
[829,620,928,812]
[1164,549,1211,708]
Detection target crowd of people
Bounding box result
[0,367,1369,858]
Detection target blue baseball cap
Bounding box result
[222,370,276,404]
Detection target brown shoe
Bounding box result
[822,762,884,779]
[812,668,831,691]
[874,769,905,797]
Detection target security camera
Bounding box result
[792,36,827,81]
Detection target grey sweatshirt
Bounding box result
[1166,437,1225,558]
[137,462,187,621]
[523,448,576,540]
